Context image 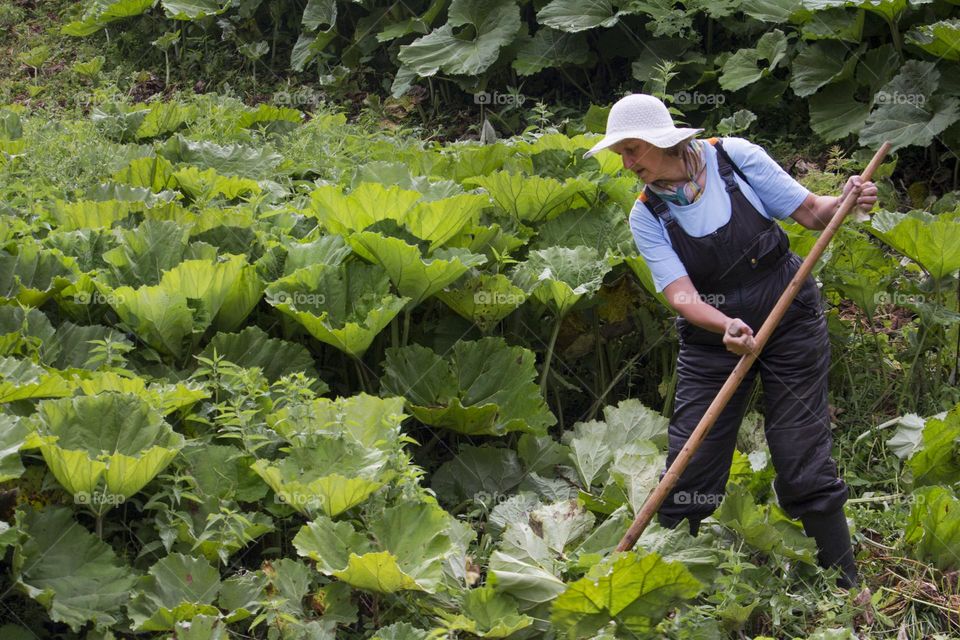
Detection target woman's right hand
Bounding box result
[723,318,756,356]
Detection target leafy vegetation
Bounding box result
[0,87,957,638]
[0,0,958,638]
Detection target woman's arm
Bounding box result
[663,276,757,355]
[790,176,878,230]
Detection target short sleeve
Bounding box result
[721,137,810,220]
[628,201,688,292]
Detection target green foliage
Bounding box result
[13,506,138,631]
[551,551,701,637]
[0,89,957,639]
[381,337,555,436]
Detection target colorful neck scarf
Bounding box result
[646,139,707,206]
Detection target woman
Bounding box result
[584,94,878,588]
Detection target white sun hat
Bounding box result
[583,94,703,159]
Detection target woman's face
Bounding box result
[610,138,672,182]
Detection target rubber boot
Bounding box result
[800,509,859,589]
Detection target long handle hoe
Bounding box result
[616,141,893,553]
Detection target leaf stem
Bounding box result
[540,314,562,397]
[352,356,369,393]
[402,308,412,346]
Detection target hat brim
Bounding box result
[582,126,704,159]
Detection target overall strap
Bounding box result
[708,138,750,189]
[638,190,676,226]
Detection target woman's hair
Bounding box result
[664,136,695,157]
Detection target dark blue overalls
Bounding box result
[640,140,857,586]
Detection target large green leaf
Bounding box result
[868,210,960,279]
[201,326,320,382]
[808,80,872,141]
[435,272,527,331]
[904,485,960,571]
[157,496,274,565]
[302,0,336,31]
[267,393,408,450]
[716,484,817,563]
[790,41,857,97]
[566,399,668,489]
[827,227,894,319]
[100,255,262,358]
[309,182,421,235]
[112,155,179,192]
[251,438,392,517]
[430,445,527,506]
[172,166,261,201]
[397,0,522,78]
[293,500,460,593]
[348,231,486,306]
[0,357,73,404]
[14,507,138,631]
[536,0,623,32]
[161,0,230,20]
[633,521,722,587]
[62,0,155,36]
[160,134,283,179]
[720,30,789,91]
[906,19,960,61]
[885,413,927,460]
[101,219,193,287]
[443,586,534,637]
[49,199,142,230]
[136,101,197,139]
[30,393,185,509]
[0,244,75,307]
[0,414,27,482]
[266,261,408,358]
[465,171,594,223]
[907,405,960,486]
[551,551,701,636]
[127,552,221,631]
[530,205,634,257]
[610,442,666,513]
[0,305,55,360]
[860,61,960,151]
[512,246,612,317]
[282,235,353,276]
[513,28,591,76]
[73,371,208,415]
[404,193,488,251]
[234,103,303,133]
[180,443,267,503]
[381,337,556,436]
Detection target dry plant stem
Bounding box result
[615,142,893,552]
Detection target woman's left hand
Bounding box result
[842,176,879,215]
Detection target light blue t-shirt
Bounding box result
[628,137,810,292]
